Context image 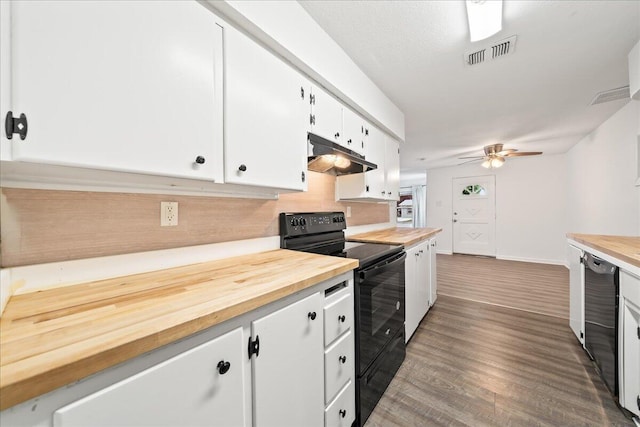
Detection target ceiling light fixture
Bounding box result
[465,0,503,42]
[481,155,505,168]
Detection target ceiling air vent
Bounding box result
[465,35,517,66]
[590,86,630,105]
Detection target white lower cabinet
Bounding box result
[0,272,356,427]
[324,381,355,427]
[252,292,324,427]
[428,237,438,307]
[323,285,355,427]
[54,328,246,427]
[620,269,640,418]
[405,240,430,342]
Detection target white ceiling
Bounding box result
[298,0,640,173]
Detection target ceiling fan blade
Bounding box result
[503,152,543,157]
[496,149,518,155]
[458,158,483,165]
[458,156,484,160]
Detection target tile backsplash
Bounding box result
[0,172,389,267]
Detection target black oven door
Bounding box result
[355,251,406,374]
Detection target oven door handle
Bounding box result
[359,252,406,281]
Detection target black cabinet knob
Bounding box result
[238,164,247,172]
[339,409,346,418]
[338,315,346,323]
[217,360,231,375]
[347,139,352,144]
[195,156,205,164]
[339,355,346,364]
[308,311,317,320]
[334,132,340,139]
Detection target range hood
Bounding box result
[307,132,377,175]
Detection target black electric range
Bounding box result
[279,212,406,426]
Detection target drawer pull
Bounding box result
[338,315,346,323]
[308,311,317,321]
[339,409,346,418]
[339,355,347,364]
[217,360,231,375]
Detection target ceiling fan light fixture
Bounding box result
[490,156,505,168]
[481,159,492,168]
[465,0,503,42]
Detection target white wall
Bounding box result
[426,154,568,264]
[566,100,639,235]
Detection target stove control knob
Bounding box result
[291,218,298,226]
[300,218,306,226]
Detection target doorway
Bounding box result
[452,175,496,256]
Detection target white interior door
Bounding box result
[452,176,496,256]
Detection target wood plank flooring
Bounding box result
[437,254,570,319]
[365,255,634,426]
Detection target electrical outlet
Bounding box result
[346,206,352,218]
[161,202,178,226]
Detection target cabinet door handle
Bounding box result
[347,138,352,144]
[338,315,346,323]
[238,164,247,172]
[217,360,231,375]
[339,355,347,364]
[308,311,317,320]
[334,132,340,139]
[339,409,346,418]
[300,87,304,99]
[195,156,206,164]
[387,191,392,195]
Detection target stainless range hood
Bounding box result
[307,132,377,175]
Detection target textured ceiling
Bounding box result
[299,0,640,172]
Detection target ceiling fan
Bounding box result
[459,143,543,168]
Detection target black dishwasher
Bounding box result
[584,253,619,397]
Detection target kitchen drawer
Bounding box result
[324,290,353,346]
[324,380,355,427]
[324,330,354,404]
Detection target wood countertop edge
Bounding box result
[348,227,442,246]
[567,234,640,269]
[0,259,358,410]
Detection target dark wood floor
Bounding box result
[365,255,634,426]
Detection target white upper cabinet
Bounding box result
[8,1,223,182]
[384,136,400,201]
[225,25,309,191]
[309,85,343,146]
[341,107,365,156]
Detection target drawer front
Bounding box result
[324,292,353,345]
[324,330,354,404]
[324,380,355,427]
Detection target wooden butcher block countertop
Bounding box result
[348,227,442,247]
[0,249,358,410]
[567,234,640,268]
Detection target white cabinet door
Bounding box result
[568,244,584,344]
[9,1,223,182]
[621,270,640,418]
[405,241,431,342]
[416,241,430,321]
[622,299,640,418]
[341,107,365,155]
[225,25,308,191]
[366,126,388,198]
[384,137,400,201]
[252,292,324,427]
[405,245,419,342]
[428,238,438,306]
[310,85,343,145]
[53,328,246,427]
